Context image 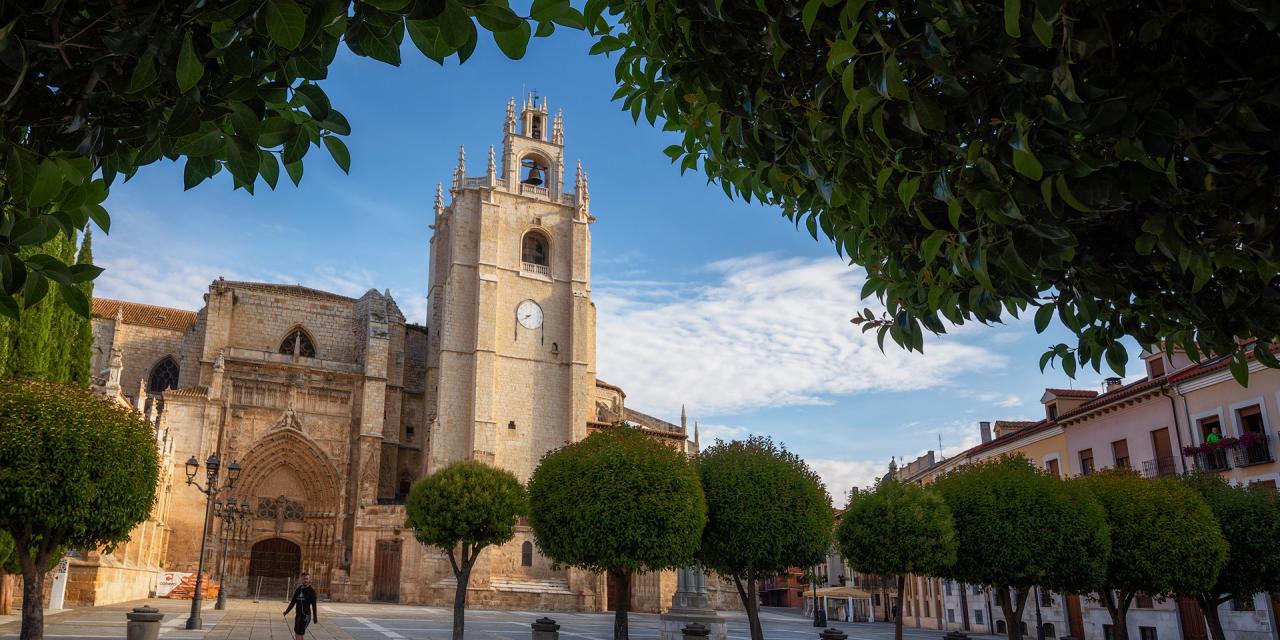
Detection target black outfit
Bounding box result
[284,585,319,635]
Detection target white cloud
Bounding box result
[693,422,749,445]
[595,254,1004,417]
[809,458,887,506]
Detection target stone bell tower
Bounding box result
[424,93,597,483]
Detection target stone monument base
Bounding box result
[659,609,728,640]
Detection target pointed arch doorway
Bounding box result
[247,538,300,599]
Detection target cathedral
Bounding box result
[83,96,716,612]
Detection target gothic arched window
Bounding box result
[521,541,533,567]
[279,328,316,358]
[522,231,549,267]
[148,357,180,393]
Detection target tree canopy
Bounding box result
[1180,472,1279,640]
[0,0,600,318]
[932,456,1108,640]
[698,436,832,640]
[528,427,705,640]
[0,379,159,640]
[1084,469,1226,640]
[405,460,527,640]
[836,477,955,640]
[598,0,1280,381]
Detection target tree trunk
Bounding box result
[610,569,631,640]
[995,586,1022,640]
[1101,591,1132,640]
[19,556,45,640]
[895,576,906,640]
[451,562,470,640]
[1197,594,1227,640]
[745,573,763,640]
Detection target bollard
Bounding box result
[682,623,711,640]
[126,606,165,640]
[532,617,560,640]
[819,628,848,640]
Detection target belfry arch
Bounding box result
[223,428,342,597]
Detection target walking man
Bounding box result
[283,573,319,640]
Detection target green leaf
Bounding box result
[84,204,110,233]
[29,159,63,207]
[323,136,350,173]
[897,176,920,208]
[258,151,280,189]
[58,282,90,317]
[6,147,36,200]
[127,52,158,93]
[176,33,204,93]
[1105,343,1127,376]
[1054,174,1092,212]
[1229,353,1250,387]
[285,159,304,186]
[474,5,524,33]
[295,84,331,121]
[1004,0,1021,38]
[802,0,821,34]
[493,21,532,59]
[265,0,307,49]
[1012,148,1043,180]
[1034,304,1054,333]
[921,230,946,264]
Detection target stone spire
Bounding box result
[505,96,517,133]
[694,421,700,451]
[452,145,465,192]
[552,109,564,144]
[680,404,687,430]
[487,144,496,183]
[575,160,589,211]
[434,182,444,217]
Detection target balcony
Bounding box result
[1141,456,1179,478]
[520,184,548,197]
[1192,450,1232,472]
[522,261,550,277]
[1232,433,1274,467]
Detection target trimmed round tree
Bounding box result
[699,436,833,640]
[528,427,705,640]
[1083,470,1227,640]
[1182,473,1280,640]
[405,461,527,640]
[836,477,956,640]
[933,456,1109,640]
[0,379,159,640]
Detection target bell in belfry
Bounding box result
[522,166,544,186]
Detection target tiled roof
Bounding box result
[222,281,355,303]
[93,298,197,332]
[1043,388,1099,399]
[993,420,1037,431]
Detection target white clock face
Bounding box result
[517,300,544,329]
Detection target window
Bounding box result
[521,231,550,267]
[1103,625,1115,640]
[521,541,533,567]
[1112,439,1130,469]
[945,581,953,596]
[873,594,881,606]
[396,478,410,501]
[1043,623,1057,639]
[406,425,414,437]
[1079,449,1095,475]
[974,610,984,625]
[279,328,316,358]
[972,584,983,595]
[1040,589,1053,607]
[1139,627,1158,640]
[1148,357,1166,378]
[148,357,180,393]
[996,620,1007,634]
[1046,458,1061,478]
[947,609,955,623]
[1232,595,1255,611]
[1047,403,1059,419]
[1020,622,1028,636]
[1198,415,1223,443]
[1135,593,1153,608]
[1238,405,1265,436]
[508,420,517,430]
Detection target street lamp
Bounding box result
[184,453,241,629]
[213,496,252,610]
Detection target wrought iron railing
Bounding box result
[1232,433,1274,467]
[1193,450,1232,472]
[1141,456,1179,478]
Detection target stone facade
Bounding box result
[87,96,696,614]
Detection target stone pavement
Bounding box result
[0,599,998,640]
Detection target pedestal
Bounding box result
[659,567,726,640]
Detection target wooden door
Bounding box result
[1066,594,1085,639]
[372,540,401,603]
[1177,596,1208,640]
[1151,428,1175,476]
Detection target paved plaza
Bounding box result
[0,599,999,640]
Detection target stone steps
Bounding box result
[431,576,573,594]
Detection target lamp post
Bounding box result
[811,566,826,627]
[184,453,241,629]
[213,496,252,610]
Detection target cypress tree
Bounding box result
[67,230,94,387]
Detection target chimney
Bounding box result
[1104,377,1123,392]
[980,421,992,444]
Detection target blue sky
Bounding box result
[96,25,1117,499]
